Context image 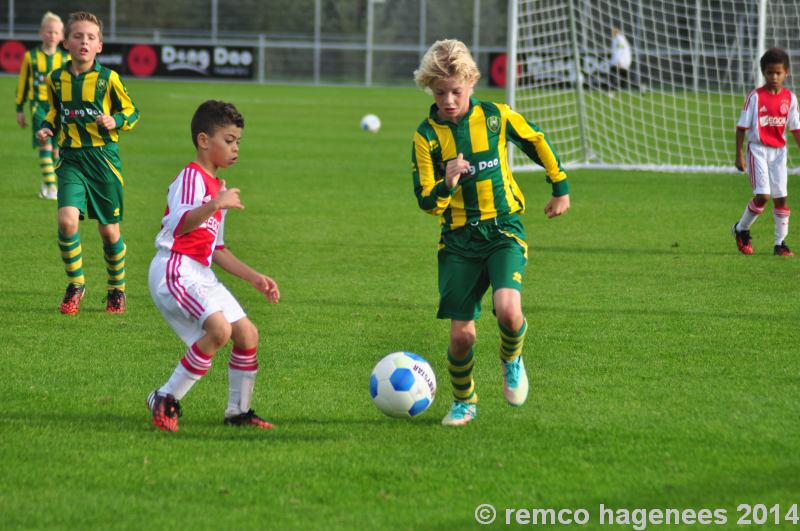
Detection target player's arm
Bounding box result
[36,73,60,142]
[177,181,243,236]
[735,128,747,171]
[412,132,455,215]
[14,52,32,128]
[98,72,139,131]
[504,106,570,217]
[212,248,280,303]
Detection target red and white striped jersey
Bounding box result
[737,87,800,148]
[154,162,226,266]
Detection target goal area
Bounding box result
[506,0,800,173]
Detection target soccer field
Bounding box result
[1,76,798,530]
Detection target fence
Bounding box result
[0,0,508,85]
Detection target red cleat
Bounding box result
[732,223,753,255]
[224,409,275,429]
[149,391,182,432]
[105,288,126,313]
[774,241,794,257]
[60,283,85,315]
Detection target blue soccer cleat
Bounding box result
[501,356,529,406]
[441,400,477,426]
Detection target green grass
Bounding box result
[0,76,798,530]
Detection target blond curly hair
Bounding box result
[414,39,481,90]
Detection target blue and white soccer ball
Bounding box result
[370,352,437,417]
[360,113,381,133]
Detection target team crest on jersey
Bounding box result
[97,78,107,92]
[487,116,500,133]
[781,102,789,114]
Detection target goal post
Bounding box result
[506,0,800,173]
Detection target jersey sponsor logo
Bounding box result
[62,107,101,119]
[466,157,500,175]
[487,115,500,133]
[201,215,220,234]
[759,115,787,127]
[202,194,212,204]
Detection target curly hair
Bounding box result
[414,39,481,90]
[760,47,790,72]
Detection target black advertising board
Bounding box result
[0,39,255,80]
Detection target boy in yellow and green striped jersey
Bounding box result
[412,40,570,426]
[14,12,69,200]
[37,11,139,315]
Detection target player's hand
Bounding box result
[96,114,117,130]
[544,194,570,218]
[16,112,26,128]
[735,154,746,172]
[214,181,244,210]
[445,153,471,190]
[251,274,280,303]
[36,128,53,142]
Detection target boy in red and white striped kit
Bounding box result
[146,100,280,432]
[733,47,800,256]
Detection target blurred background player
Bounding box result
[733,47,800,257]
[14,11,69,200]
[609,27,632,91]
[37,11,139,314]
[146,100,280,433]
[411,39,570,426]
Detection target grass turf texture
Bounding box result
[0,76,798,530]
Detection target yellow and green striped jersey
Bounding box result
[43,60,139,149]
[412,97,569,232]
[15,46,70,111]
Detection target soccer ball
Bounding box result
[360,113,381,133]
[369,352,436,417]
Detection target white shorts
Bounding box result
[747,143,788,197]
[148,250,246,346]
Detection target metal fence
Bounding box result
[0,0,508,85]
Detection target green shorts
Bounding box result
[30,102,53,149]
[56,144,125,224]
[437,213,528,321]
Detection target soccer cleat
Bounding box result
[224,409,275,429]
[104,288,126,313]
[732,222,753,255]
[148,391,182,432]
[441,401,477,426]
[59,283,85,315]
[46,186,58,200]
[501,356,529,407]
[774,241,795,257]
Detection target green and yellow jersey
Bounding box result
[42,60,139,149]
[15,45,70,112]
[412,97,568,232]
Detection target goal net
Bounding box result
[507,0,800,173]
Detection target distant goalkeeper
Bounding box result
[733,47,800,257]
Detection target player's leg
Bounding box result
[97,223,127,312]
[769,149,793,256]
[733,144,769,254]
[32,104,57,199]
[148,312,230,432]
[224,317,274,429]
[55,157,89,314]
[437,233,485,426]
[488,223,529,406]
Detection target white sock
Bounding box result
[226,368,257,417]
[774,207,790,244]
[738,199,764,230]
[160,363,202,400]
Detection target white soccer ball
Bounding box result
[360,113,381,133]
[369,352,437,417]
